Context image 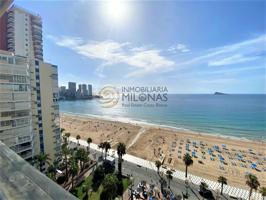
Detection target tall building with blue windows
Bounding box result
[0,4,61,166]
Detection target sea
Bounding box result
[59,94,266,141]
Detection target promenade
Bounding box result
[69,137,262,200]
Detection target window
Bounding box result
[8,57,14,64]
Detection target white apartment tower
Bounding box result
[0,5,61,163]
[6,6,43,60]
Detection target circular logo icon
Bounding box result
[98,86,119,108]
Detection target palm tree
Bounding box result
[98,142,104,156]
[65,132,71,143]
[246,174,260,200]
[46,160,58,181]
[103,141,111,159]
[76,148,89,172]
[117,142,126,178]
[166,170,173,188]
[218,176,227,195]
[76,135,81,146]
[183,153,193,178]
[259,187,266,200]
[62,143,70,180]
[87,137,92,152]
[69,156,79,189]
[155,160,162,174]
[60,128,65,133]
[34,153,51,171]
[102,174,119,199]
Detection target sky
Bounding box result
[16,0,266,94]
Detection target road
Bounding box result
[68,141,219,200]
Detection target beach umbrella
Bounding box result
[251,163,257,169]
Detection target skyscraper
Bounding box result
[68,82,76,93]
[5,6,43,60]
[81,84,88,96]
[0,4,61,164]
[88,84,92,96]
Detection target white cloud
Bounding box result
[168,43,190,53]
[48,35,175,77]
[176,34,266,67]
[208,54,260,66]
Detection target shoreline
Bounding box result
[60,112,266,188]
[60,111,265,144]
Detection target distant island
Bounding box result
[214,92,227,95]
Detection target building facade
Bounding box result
[88,84,92,96]
[6,6,43,60]
[0,50,34,161]
[0,5,61,163]
[81,84,88,96]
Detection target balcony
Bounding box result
[20,150,33,159]
[32,24,42,30]
[7,27,14,33]
[7,22,14,28]
[10,143,32,154]
[34,49,43,55]
[31,17,42,25]
[35,55,43,60]
[33,33,42,40]
[7,11,14,17]
[7,17,14,23]
[7,32,14,38]
[7,38,14,43]
[34,43,42,49]
[32,27,42,35]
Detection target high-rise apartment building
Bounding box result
[67,82,76,99]
[0,5,61,163]
[81,84,88,96]
[5,6,43,60]
[78,84,81,92]
[88,84,92,96]
[68,82,76,92]
[0,50,33,161]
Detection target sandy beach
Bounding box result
[60,113,266,189]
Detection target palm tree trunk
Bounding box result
[118,158,122,178]
[220,183,223,195]
[185,165,188,178]
[39,161,42,171]
[65,155,69,180]
[249,188,253,200]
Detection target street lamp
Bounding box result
[183,178,190,199]
[215,189,220,200]
[129,174,134,200]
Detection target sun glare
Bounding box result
[103,0,130,24]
